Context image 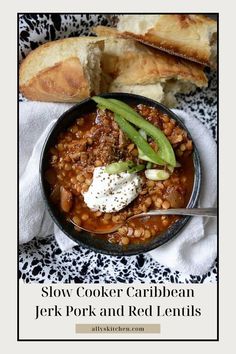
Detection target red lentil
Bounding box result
[45,104,194,246]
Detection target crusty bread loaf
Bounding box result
[19,37,104,102]
[20,26,209,107]
[115,15,217,68]
[109,82,165,104]
[94,26,208,106]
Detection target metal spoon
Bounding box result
[69,208,217,234]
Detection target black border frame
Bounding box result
[17,12,219,342]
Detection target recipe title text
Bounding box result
[34,285,202,320]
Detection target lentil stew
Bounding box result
[42,95,199,251]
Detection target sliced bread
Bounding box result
[19,37,104,102]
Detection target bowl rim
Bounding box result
[39,93,201,256]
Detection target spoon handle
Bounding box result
[69,208,217,235]
[129,208,217,219]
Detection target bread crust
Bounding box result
[20,57,90,102]
[94,26,207,88]
[19,37,104,102]
[116,15,217,67]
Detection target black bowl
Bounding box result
[40,93,201,256]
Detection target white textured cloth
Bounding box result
[149,109,217,275]
[19,102,72,244]
[19,102,217,275]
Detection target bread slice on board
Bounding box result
[94,26,208,106]
[114,15,217,68]
[19,37,104,102]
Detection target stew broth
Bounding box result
[45,104,194,245]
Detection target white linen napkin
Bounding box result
[149,110,217,275]
[19,101,217,275]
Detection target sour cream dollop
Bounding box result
[83,167,141,213]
